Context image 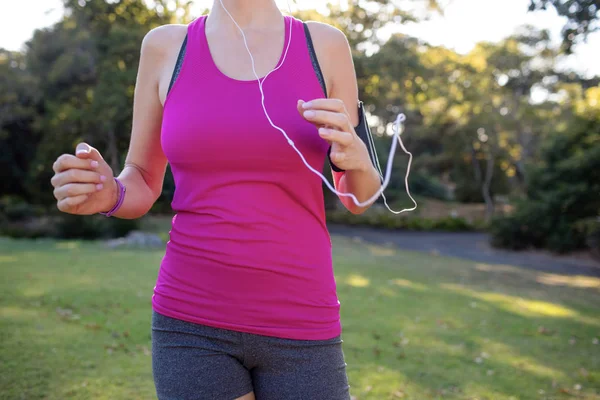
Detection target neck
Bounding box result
[210,0,282,30]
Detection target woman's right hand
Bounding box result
[51,143,118,215]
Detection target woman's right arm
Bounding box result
[104,27,171,219]
[51,27,179,219]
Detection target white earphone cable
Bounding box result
[365,114,417,213]
[217,0,417,212]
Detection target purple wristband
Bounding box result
[99,178,126,217]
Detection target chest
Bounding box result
[206,26,287,82]
[161,78,328,174]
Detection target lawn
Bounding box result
[1,234,599,400]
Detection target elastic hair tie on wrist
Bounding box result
[99,177,126,217]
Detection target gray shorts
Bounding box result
[151,311,351,400]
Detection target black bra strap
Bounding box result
[303,22,328,97]
[168,35,188,94]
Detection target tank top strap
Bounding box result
[183,15,209,70]
[167,15,327,97]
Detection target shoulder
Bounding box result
[141,24,188,56]
[304,21,351,54]
[303,20,357,109]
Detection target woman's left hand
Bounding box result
[297,99,371,172]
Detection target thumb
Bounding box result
[297,99,306,117]
[75,142,104,162]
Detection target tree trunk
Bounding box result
[472,144,495,220]
[482,151,495,222]
[106,126,120,174]
[471,146,483,185]
[515,124,534,185]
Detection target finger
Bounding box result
[298,100,330,129]
[303,109,352,132]
[301,98,347,114]
[57,194,90,213]
[297,99,306,117]
[51,169,106,188]
[329,151,345,165]
[75,142,104,162]
[318,127,353,147]
[54,182,103,201]
[53,154,99,173]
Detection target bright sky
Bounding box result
[1,0,598,77]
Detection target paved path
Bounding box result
[327,224,600,277]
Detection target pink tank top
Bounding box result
[153,15,341,340]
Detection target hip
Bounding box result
[151,310,350,400]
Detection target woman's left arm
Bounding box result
[299,22,381,214]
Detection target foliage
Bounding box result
[12,0,190,205]
[0,196,139,240]
[587,223,600,259]
[295,0,442,52]
[55,214,140,240]
[0,195,45,221]
[405,171,450,201]
[327,208,477,232]
[0,0,598,250]
[356,26,564,217]
[529,0,600,53]
[0,50,41,198]
[489,200,589,253]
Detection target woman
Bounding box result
[50,0,381,398]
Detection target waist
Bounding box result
[166,208,331,270]
[155,213,339,340]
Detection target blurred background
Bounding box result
[1,1,598,399]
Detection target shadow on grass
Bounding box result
[335,239,600,399]
[1,236,599,399]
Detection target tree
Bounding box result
[295,0,442,51]
[21,0,190,204]
[0,50,41,197]
[293,1,444,207]
[529,0,600,52]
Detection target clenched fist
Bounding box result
[51,143,118,215]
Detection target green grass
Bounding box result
[1,235,599,400]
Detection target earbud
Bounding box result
[217,0,417,213]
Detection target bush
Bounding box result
[432,216,473,231]
[409,172,450,201]
[0,197,54,239]
[55,214,140,240]
[0,212,141,240]
[489,199,594,253]
[577,217,600,260]
[0,218,57,239]
[489,201,546,251]
[0,196,45,222]
[490,111,599,254]
[326,209,475,232]
[588,228,600,260]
